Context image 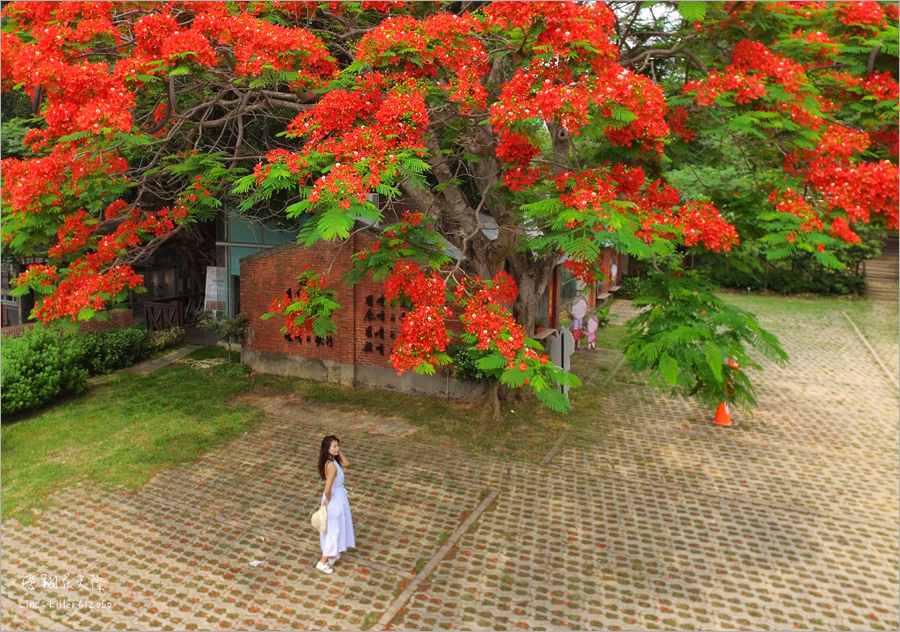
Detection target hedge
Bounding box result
[1,325,149,415]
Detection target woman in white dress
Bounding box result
[315,435,355,574]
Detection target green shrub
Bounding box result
[622,271,788,413]
[145,326,185,353]
[616,275,651,300]
[593,305,610,329]
[212,362,252,378]
[707,264,865,296]
[70,326,149,375]
[196,311,248,363]
[447,343,501,383]
[809,272,866,296]
[706,266,766,292]
[1,328,88,415]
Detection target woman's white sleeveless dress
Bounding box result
[320,461,355,557]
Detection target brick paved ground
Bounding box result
[2,298,898,631]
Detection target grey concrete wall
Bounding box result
[354,364,473,399]
[242,348,475,399]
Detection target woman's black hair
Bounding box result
[318,435,340,480]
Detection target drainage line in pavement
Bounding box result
[371,488,502,631]
[843,311,899,390]
[540,427,568,465]
[602,352,628,386]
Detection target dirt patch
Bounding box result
[233,390,418,438]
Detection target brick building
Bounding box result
[240,231,474,397]
[1,308,134,338]
[239,227,625,397]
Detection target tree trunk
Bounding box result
[486,382,501,420]
[457,381,501,419]
[459,382,487,405]
[509,251,556,335]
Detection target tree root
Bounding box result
[458,382,487,406]
[458,382,502,420]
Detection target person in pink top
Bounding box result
[586,314,600,349]
[569,296,588,347]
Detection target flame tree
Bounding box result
[2,2,897,414]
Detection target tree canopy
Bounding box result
[2,1,897,413]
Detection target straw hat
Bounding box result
[311,505,327,535]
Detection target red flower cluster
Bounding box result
[789,29,840,59]
[496,131,540,166]
[597,72,670,153]
[683,70,767,106]
[1,145,127,218]
[49,210,96,258]
[678,201,740,252]
[785,123,900,232]
[495,125,547,190]
[134,12,217,67]
[265,270,334,339]
[0,3,352,321]
[275,75,430,209]
[828,216,861,245]
[309,163,368,209]
[862,72,900,103]
[383,263,450,374]
[482,2,670,187]
[13,248,145,322]
[555,168,618,213]
[481,2,617,64]
[551,164,739,252]
[354,211,442,266]
[2,3,338,148]
[835,2,888,27]
[731,40,807,92]
[458,272,524,367]
[14,264,58,288]
[390,304,451,374]
[768,189,824,234]
[562,259,596,284]
[682,6,899,252]
[356,13,488,113]
[268,291,312,339]
[381,266,542,376]
[384,262,446,307]
[666,107,695,143]
[684,39,809,107]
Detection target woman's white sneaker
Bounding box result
[315,561,333,574]
[328,553,341,564]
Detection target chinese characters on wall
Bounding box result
[362,294,402,356]
[276,288,404,358]
[281,284,334,347]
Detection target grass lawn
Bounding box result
[591,323,628,350]
[1,347,291,524]
[1,346,567,524]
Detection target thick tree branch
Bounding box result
[629,46,708,74]
[867,41,882,75]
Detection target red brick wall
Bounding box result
[241,233,416,370]
[78,308,135,333]
[0,309,134,338]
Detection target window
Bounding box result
[559,265,579,309]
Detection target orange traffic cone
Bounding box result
[714,401,732,426]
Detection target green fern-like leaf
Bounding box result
[659,353,678,386]
[476,354,508,371]
[534,387,572,413]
